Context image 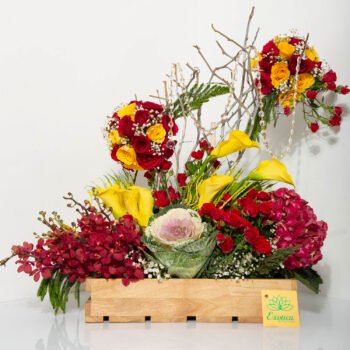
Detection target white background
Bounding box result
[0,0,349,303]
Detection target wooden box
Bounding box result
[85,278,297,323]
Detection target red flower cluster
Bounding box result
[191,139,214,160]
[154,186,181,208]
[198,198,272,256]
[255,37,321,96]
[13,212,145,286]
[107,100,178,171]
[267,188,327,269]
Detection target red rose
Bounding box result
[261,40,279,56]
[191,150,205,160]
[223,193,232,203]
[254,236,272,256]
[111,145,120,162]
[162,114,178,136]
[199,139,209,150]
[288,55,315,74]
[212,159,221,169]
[284,106,291,116]
[246,189,258,199]
[216,233,226,242]
[144,171,153,180]
[112,112,118,119]
[218,235,235,254]
[329,116,341,127]
[306,90,317,100]
[259,57,275,73]
[322,70,337,83]
[177,173,187,187]
[258,201,273,215]
[289,37,304,46]
[244,227,260,245]
[310,122,319,133]
[224,212,246,229]
[198,203,217,218]
[135,110,149,125]
[334,106,343,116]
[327,82,336,91]
[142,101,163,112]
[256,191,270,200]
[154,190,170,207]
[133,135,151,154]
[118,116,134,138]
[160,160,172,171]
[258,72,273,95]
[137,154,163,170]
[168,186,180,201]
[340,85,350,95]
[161,139,176,159]
[238,197,259,218]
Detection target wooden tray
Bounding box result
[85,278,297,323]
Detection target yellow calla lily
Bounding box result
[211,130,259,158]
[248,159,294,186]
[197,175,234,208]
[94,185,154,227]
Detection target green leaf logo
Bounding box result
[267,295,293,311]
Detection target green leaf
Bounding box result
[255,247,295,276]
[169,83,229,119]
[142,227,216,278]
[293,267,323,294]
[74,282,81,308]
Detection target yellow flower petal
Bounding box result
[271,62,290,88]
[108,130,123,145]
[117,103,136,120]
[277,41,295,60]
[305,47,319,62]
[197,175,234,208]
[248,159,294,186]
[116,145,137,166]
[211,130,259,158]
[94,185,154,227]
[147,124,166,143]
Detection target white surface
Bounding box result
[0,292,349,350]
[0,0,350,302]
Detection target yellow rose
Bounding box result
[94,185,154,227]
[271,62,290,88]
[211,130,259,158]
[277,42,295,60]
[117,103,136,120]
[108,130,123,145]
[147,124,166,143]
[197,175,233,208]
[305,47,319,62]
[248,158,294,186]
[116,145,138,166]
[251,52,262,69]
[296,73,315,93]
[278,88,300,107]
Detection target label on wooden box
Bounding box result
[261,290,300,327]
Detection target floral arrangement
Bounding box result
[106,100,178,171]
[1,9,347,313]
[250,35,349,138]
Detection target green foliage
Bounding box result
[169,83,230,119]
[142,233,216,278]
[246,92,278,141]
[255,247,295,276]
[293,267,323,294]
[37,271,80,314]
[142,206,217,278]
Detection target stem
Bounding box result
[0,254,15,267]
